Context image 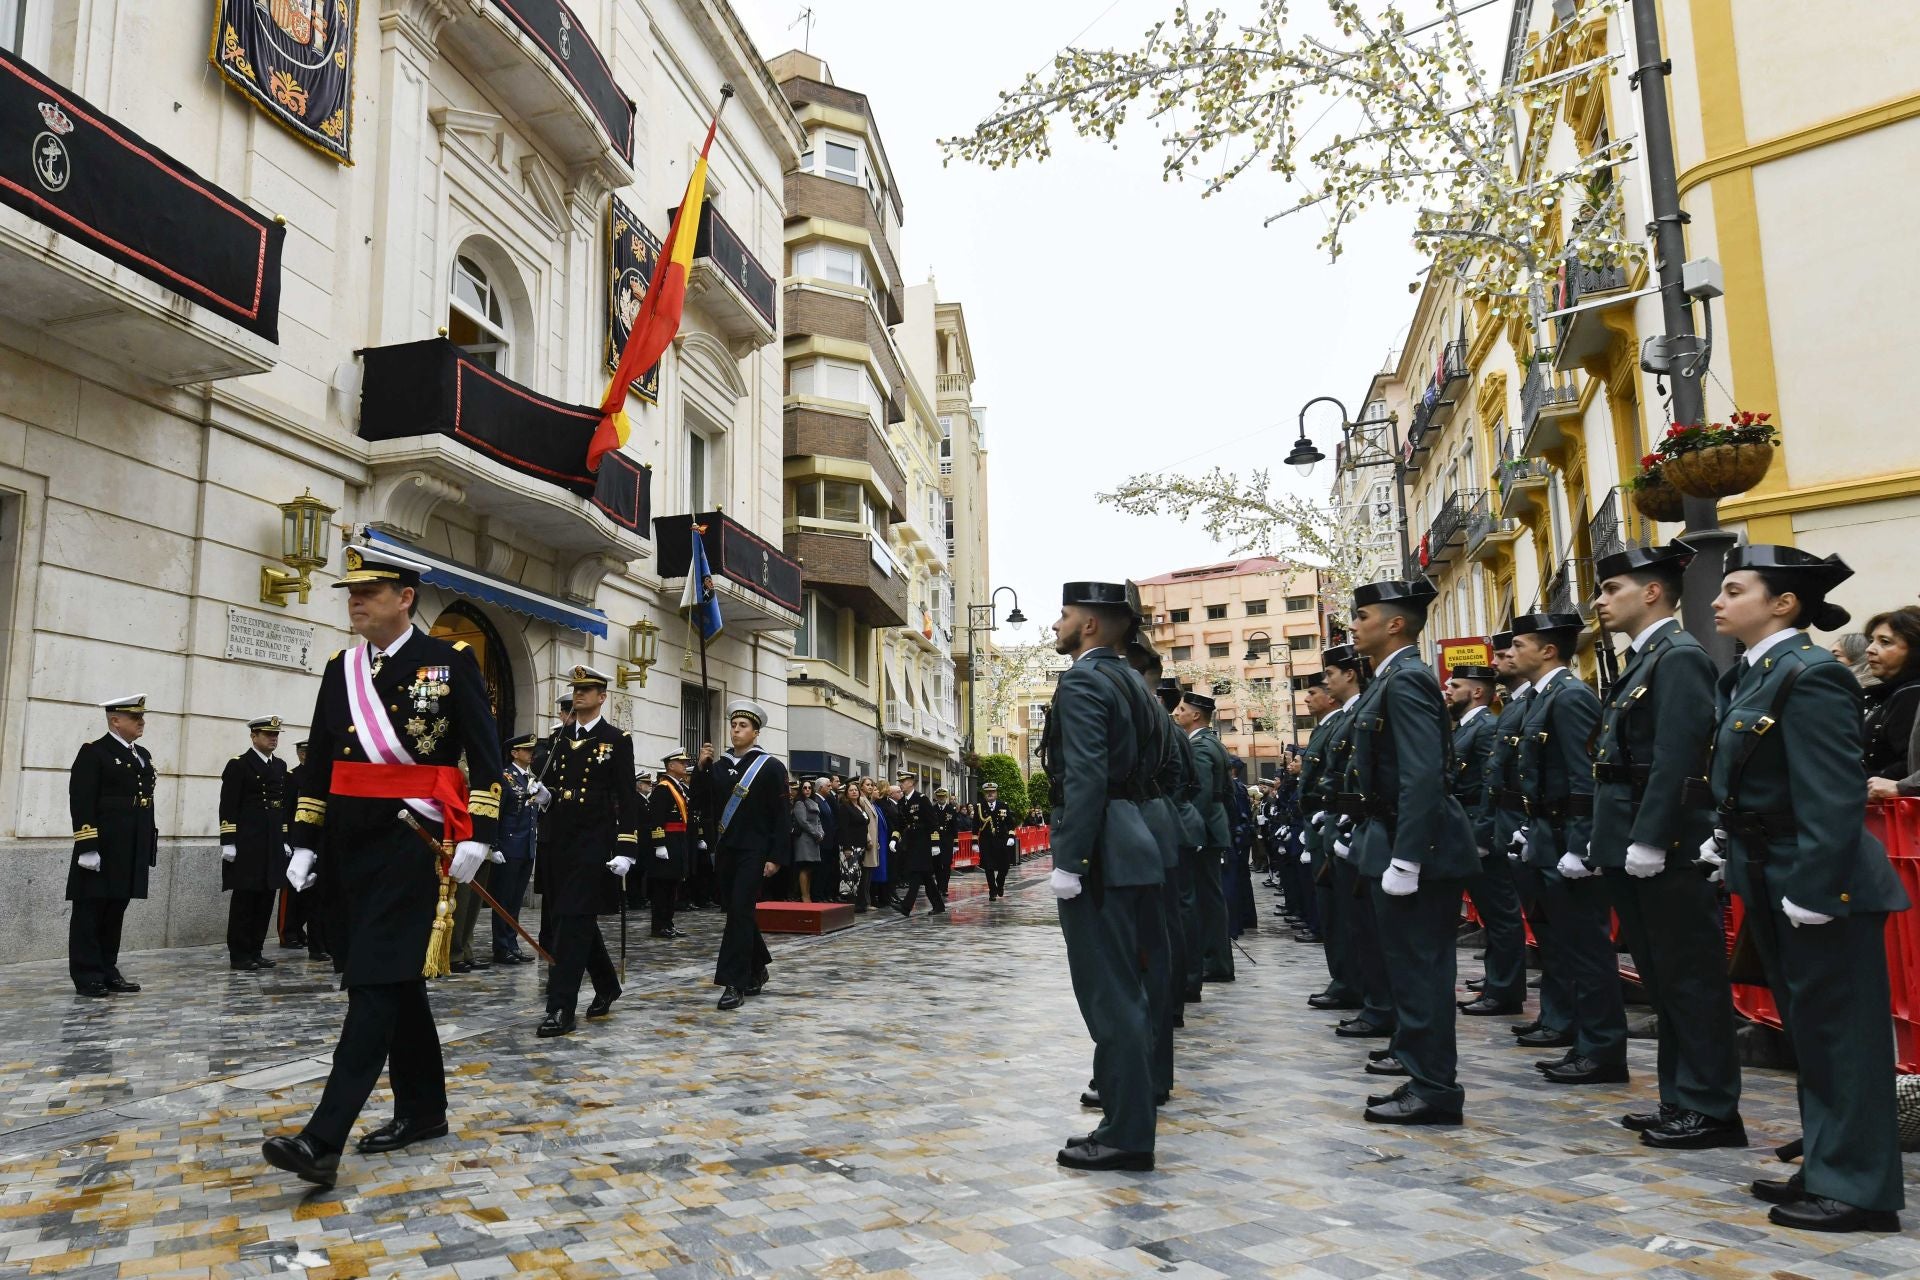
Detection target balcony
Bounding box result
[1520,357,1582,458]
[1405,398,1435,463]
[676,203,776,349]
[785,173,904,318]
[1424,490,1477,566]
[442,0,635,177]
[358,338,650,559]
[785,410,907,518]
[884,700,913,736]
[935,372,970,398]
[785,529,907,628]
[1543,557,1596,620]
[0,56,283,384]
[1464,489,1523,564]
[1497,432,1553,523]
[655,510,803,631]
[1586,487,1647,566]
[1403,549,1427,584]
[1424,339,1471,429]
[1554,259,1634,371]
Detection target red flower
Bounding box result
[1639,453,1659,468]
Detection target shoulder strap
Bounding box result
[1086,659,1161,792]
[1609,643,1673,772]
[1724,663,1805,809]
[719,754,773,834]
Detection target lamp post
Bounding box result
[962,586,1025,798]
[1242,630,1296,780]
[1285,395,1412,569]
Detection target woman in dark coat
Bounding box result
[1862,605,1920,799]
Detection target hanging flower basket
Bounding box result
[1626,455,1685,522]
[1655,412,1779,499]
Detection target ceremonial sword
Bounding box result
[397,808,555,964]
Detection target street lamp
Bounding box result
[1243,629,1272,663]
[962,586,1025,796]
[1287,394,1412,566]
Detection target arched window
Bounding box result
[448,253,510,369]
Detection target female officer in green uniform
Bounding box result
[1706,545,1906,1233]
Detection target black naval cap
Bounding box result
[1450,664,1499,682]
[1512,611,1585,636]
[1353,578,1439,611]
[507,732,537,751]
[334,543,424,590]
[1724,543,1854,592]
[1594,540,1695,585]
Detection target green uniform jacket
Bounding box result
[1298,707,1345,854]
[1590,620,1716,867]
[1045,648,1163,887]
[1452,710,1498,836]
[1480,689,1531,850]
[1712,635,1907,917]
[1344,648,1478,879]
[1166,721,1207,851]
[1188,727,1233,851]
[1516,669,1600,869]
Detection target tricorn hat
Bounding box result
[1489,630,1515,650]
[1450,664,1498,682]
[1353,578,1439,610]
[1061,581,1131,608]
[1594,540,1696,585]
[1322,643,1365,669]
[1512,611,1585,636]
[1180,691,1216,713]
[1724,544,1853,592]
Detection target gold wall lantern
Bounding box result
[616,618,661,688]
[260,489,338,607]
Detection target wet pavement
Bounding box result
[3,862,1920,1278]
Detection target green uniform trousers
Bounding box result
[1461,851,1527,1006]
[1153,877,1180,1092]
[1605,864,1741,1120]
[1194,847,1233,980]
[1059,884,1159,1154]
[1373,876,1466,1111]
[1335,856,1395,1029]
[1175,849,1204,999]
[1534,871,1627,1065]
[1514,860,1575,1035]
[1312,839,1361,1001]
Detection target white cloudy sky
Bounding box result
[731,0,1430,641]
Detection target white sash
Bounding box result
[343,640,443,824]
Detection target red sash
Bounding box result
[332,762,473,844]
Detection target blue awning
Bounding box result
[365,530,610,638]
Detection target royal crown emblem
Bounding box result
[343,547,364,572]
[37,102,73,135]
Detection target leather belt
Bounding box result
[1535,794,1593,821]
[1592,762,1649,786]
[1496,788,1530,815]
[99,796,152,809]
[1719,807,1797,840]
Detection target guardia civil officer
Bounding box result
[1321,646,1395,1039]
[1704,546,1905,1233]
[1043,582,1164,1171]
[1300,657,1363,1013]
[263,545,501,1188]
[1509,611,1628,1085]
[537,666,639,1037]
[1170,690,1234,982]
[218,715,291,972]
[66,694,157,997]
[1122,634,1183,1101]
[1155,677,1208,1007]
[1340,581,1478,1125]
[1590,544,1744,1149]
[1294,673,1350,991]
[1446,667,1528,1016]
[1483,632,1572,1048]
[701,700,789,1009]
[891,771,943,916]
[973,781,1018,899]
[646,750,695,937]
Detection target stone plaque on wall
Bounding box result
[225,607,317,671]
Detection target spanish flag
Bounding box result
[589,88,732,472]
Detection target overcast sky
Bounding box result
[732,0,1429,642]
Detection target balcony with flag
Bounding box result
[0,50,284,385]
[654,511,803,632]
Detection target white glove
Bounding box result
[930,844,942,856]
[1697,829,1727,869]
[1476,846,1492,859]
[283,843,292,858]
[78,851,102,872]
[698,839,708,851]
[285,848,316,891]
[655,845,670,861]
[1509,830,1527,851]
[1624,842,1666,878]
[448,840,488,884]
[607,854,635,878]
[1050,868,1083,899]
[1311,811,1329,828]
[1299,848,1311,864]
[221,844,237,863]
[1781,897,1834,928]
[1381,859,1420,896]
[489,848,505,864]
[1333,836,1352,860]
[1556,851,1595,879]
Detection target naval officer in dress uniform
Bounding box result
[219,716,291,972]
[66,694,157,997]
[1705,546,1906,1233]
[262,544,501,1188]
[1447,666,1528,1017]
[701,700,790,1009]
[973,782,1018,899]
[1043,581,1164,1171]
[645,750,695,937]
[1509,611,1628,1086]
[537,665,639,1037]
[1340,580,1477,1125]
[1589,543,1745,1150]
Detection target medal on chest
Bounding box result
[410,666,451,713]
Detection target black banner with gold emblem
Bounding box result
[606,194,662,404]
[0,48,285,341]
[210,0,356,164]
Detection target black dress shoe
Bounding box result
[1767,1196,1900,1233]
[1080,1090,1102,1109]
[1515,1027,1574,1048]
[718,986,745,1010]
[1776,1137,1804,1162]
[1621,1102,1679,1133]
[252,955,277,969]
[1364,1093,1462,1126]
[1640,1109,1748,1150]
[356,1116,448,1153]
[586,989,620,1019]
[451,960,474,974]
[1458,996,1523,1016]
[279,934,306,949]
[75,982,110,998]
[1056,1140,1153,1171]
[262,1134,338,1188]
[1464,977,1486,992]
[1307,993,1361,1010]
[1183,986,1203,1003]
[1540,1056,1629,1085]
[536,1011,575,1038]
[1535,1052,1576,1072]
[230,958,271,972]
[1367,1084,1409,1107]
[1510,1019,1544,1037]
[307,951,332,963]
[104,976,140,993]
[747,967,768,996]
[1292,930,1323,943]
[1367,1047,1395,1062]
[1335,1020,1393,1038]
[1750,1170,1806,1205]
[1364,1055,1409,1077]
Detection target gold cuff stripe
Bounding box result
[219,822,238,834]
[73,826,99,840]
[294,812,325,827]
[616,833,640,844]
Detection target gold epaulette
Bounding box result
[650,826,666,839]
[452,640,470,652]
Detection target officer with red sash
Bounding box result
[262,544,501,1188]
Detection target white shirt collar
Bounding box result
[108,728,136,750]
[1460,704,1489,725]
[575,715,603,734]
[1509,679,1533,698]
[1382,645,1417,669]
[253,747,273,764]
[1341,693,1360,712]
[1630,618,1675,652]
[1744,628,1802,666]
[1187,726,1204,740]
[375,627,416,658]
[1076,645,1112,665]
[1533,665,1568,691]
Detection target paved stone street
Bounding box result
[3,864,1919,1279]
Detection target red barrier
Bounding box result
[1725,797,1920,1072]
[955,832,978,869]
